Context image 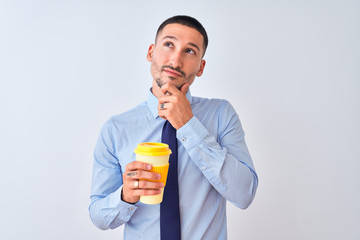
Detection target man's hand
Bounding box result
[121,161,164,204]
[158,83,193,130]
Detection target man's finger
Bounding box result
[160,82,180,95]
[132,189,162,196]
[125,161,152,172]
[126,170,161,181]
[137,180,164,189]
[180,83,189,94]
[159,103,166,110]
[127,171,139,177]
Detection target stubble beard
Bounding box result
[155,77,166,89]
[154,69,183,90]
[156,76,186,91]
[152,63,195,91]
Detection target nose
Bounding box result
[169,50,183,69]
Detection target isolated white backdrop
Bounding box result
[0,0,359,239]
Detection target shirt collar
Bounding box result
[147,88,193,119]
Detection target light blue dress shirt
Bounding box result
[89,89,258,240]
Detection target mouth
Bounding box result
[162,66,185,78]
[164,69,183,78]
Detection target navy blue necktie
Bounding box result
[161,120,181,240]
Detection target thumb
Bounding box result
[180,83,190,94]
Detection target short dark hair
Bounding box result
[155,15,208,57]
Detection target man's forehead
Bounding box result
[157,24,203,42]
[157,23,204,50]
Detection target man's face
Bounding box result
[147,23,206,92]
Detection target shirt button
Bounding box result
[202,166,206,170]
[129,207,134,211]
[181,138,186,142]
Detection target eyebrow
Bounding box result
[162,35,201,52]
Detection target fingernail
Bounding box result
[147,164,152,170]
[160,183,164,188]
[157,174,161,180]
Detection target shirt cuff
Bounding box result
[177,116,208,149]
[108,185,138,226]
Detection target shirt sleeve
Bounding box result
[89,119,138,230]
[177,100,258,209]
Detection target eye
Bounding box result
[164,41,173,48]
[185,48,196,55]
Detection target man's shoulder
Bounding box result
[105,101,149,127]
[191,96,238,122]
[192,96,232,109]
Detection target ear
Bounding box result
[146,44,155,62]
[196,59,206,77]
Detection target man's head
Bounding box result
[147,15,208,97]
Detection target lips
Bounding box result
[163,68,183,78]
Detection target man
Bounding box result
[89,15,258,239]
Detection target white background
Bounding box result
[1,0,359,239]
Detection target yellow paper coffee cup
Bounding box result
[134,142,171,204]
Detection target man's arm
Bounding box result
[158,83,258,208]
[89,119,164,230]
[177,102,258,209]
[89,119,137,230]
